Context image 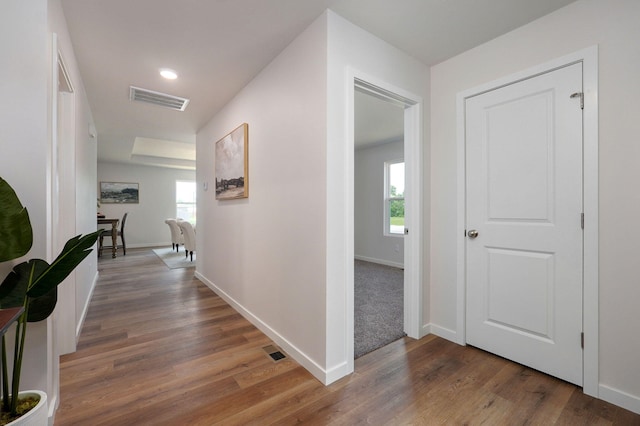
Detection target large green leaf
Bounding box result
[27,287,57,322]
[27,230,101,299]
[0,259,47,309]
[0,259,59,321]
[0,177,33,262]
[0,230,101,322]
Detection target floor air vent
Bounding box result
[263,345,287,362]
[129,86,190,111]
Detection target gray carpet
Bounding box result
[152,247,196,269]
[355,259,405,358]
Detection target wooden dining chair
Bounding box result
[99,212,128,255]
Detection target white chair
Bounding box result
[165,218,183,252]
[177,220,196,262]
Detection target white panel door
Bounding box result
[465,63,583,385]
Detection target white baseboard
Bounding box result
[325,361,351,385]
[424,323,462,345]
[420,323,431,339]
[599,384,640,415]
[129,242,171,249]
[424,323,640,415]
[76,270,99,342]
[194,271,329,384]
[354,255,404,269]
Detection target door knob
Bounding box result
[468,229,479,239]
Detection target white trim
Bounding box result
[48,33,59,421]
[343,68,356,376]
[347,68,424,350]
[383,159,405,237]
[455,93,467,346]
[55,46,79,358]
[425,323,458,343]
[403,97,424,339]
[599,384,640,415]
[128,242,173,249]
[195,272,330,384]
[455,46,599,396]
[354,254,404,269]
[581,46,599,398]
[76,271,99,342]
[57,50,74,94]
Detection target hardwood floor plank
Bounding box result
[55,248,640,425]
[217,379,329,426]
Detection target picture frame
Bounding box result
[215,123,249,200]
[100,181,139,204]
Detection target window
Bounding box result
[385,161,404,236]
[176,181,196,224]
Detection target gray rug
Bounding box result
[355,259,405,358]
[152,247,196,269]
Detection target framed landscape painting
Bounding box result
[215,123,249,200]
[100,182,139,204]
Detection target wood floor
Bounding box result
[55,248,640,425]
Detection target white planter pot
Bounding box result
[4,391,47,426]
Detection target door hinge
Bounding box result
[581,332,584,349]
[570,92,584,109]
[581,213,584,229]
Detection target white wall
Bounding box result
[195,13,328,378]
[0,0,50,398]
[326,10,430,382]
[430,0,640,413]
[97,162,195,247]
[354,140,404,267]
[48,0,99,414]
[1,0,97,419]
[196,11,430,385]
[48,2,99,339]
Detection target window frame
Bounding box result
[176,180,197,224]
[384,160,405,237]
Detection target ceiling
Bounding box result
[355,90,404,150]
[60,0,576,169]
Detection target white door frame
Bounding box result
[455,46,599,396]
[50,34,78,416]
[55,46,77,357]
[345,68,424,371]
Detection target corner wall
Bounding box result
[326,10,430,382]
[48,0,99,414]
[0,0,50,398]
[196,10,429,384]
[430,0,640,413]
[49,0,96,336]
[196,13,329,379]
[1,0,98,419]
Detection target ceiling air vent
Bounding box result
[129,86,189,111]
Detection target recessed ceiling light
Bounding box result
[160,68,178,80]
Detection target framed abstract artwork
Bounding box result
[215,123,249,200]
[100,182,139,204]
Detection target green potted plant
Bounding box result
[0,177,101,425]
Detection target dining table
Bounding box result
[97,217,119,258]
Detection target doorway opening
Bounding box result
[347,74,423,366]
[354,89,405,358]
